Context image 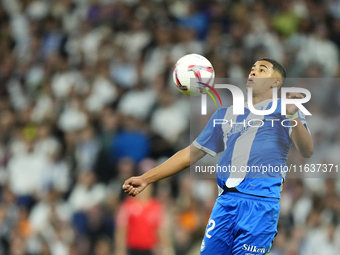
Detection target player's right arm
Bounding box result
[123,144,206,196]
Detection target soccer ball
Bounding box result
[173,54,215,96]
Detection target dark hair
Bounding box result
[257,57,286,79]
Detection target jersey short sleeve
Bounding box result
[193,108,226,157]
[289,109,311,137]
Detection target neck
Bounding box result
[251,90,273,105]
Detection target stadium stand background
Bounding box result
[0,0,340,254]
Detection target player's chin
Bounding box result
[246,82,255,89]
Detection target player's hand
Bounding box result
[286,92,304,115]
[122,176,148,197]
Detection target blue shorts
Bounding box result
[200,190,280,255]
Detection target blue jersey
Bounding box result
[193,98,310,198]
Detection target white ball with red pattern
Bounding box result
[173,54,215,97]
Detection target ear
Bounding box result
[271,78,282,88]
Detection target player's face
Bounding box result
[246,60,281,94]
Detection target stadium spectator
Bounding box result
[115,184,174,255]
[68,171,106,212]
[7,140,50,208]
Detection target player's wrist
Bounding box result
[141,173,152,185]
[285,112,299,120]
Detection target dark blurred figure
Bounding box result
[110,116,150,163]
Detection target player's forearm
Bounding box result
[142,146,191,184]
[290,118,314,158]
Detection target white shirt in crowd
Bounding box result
[68,183,107,212]
[8,152,50,196]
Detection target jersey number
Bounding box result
[205,219,215,239]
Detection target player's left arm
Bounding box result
[286,92,314,158]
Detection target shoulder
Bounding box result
[213,107,230,118]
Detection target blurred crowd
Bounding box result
[0,0,340,254]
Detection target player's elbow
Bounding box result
[301,147,314,158]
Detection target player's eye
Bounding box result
[260,69,265,72]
